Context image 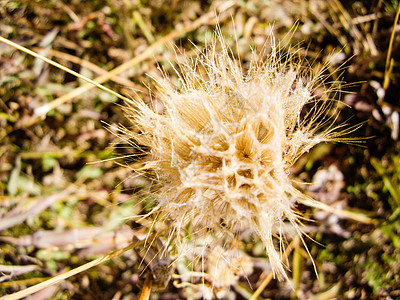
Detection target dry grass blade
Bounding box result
[383,2,400,91]
[0,243,135,300]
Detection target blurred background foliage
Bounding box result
[1,0,400,299]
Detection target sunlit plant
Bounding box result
[119,32,355,280]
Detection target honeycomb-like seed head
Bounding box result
[124,33,344,279]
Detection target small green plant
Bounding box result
[364,156,400,294]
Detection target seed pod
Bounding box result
[122,31,353,280]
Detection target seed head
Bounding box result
[122,32,346,279]
[207,245,253,288]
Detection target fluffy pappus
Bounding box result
[120,31,351,281]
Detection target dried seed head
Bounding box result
[207,246,253,288]
[122,32,348,279]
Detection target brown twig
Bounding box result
[138,273,153,300]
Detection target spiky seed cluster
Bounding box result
[125,35,339,278]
